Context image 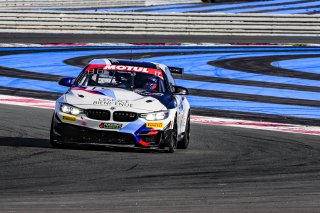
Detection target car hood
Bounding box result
[64,87,166,112]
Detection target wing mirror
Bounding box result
[58,77,75,87]
[168,67,183,74]
[172,85,189,95]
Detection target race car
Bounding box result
[50,58,190,152]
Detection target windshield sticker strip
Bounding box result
[85,64,163,79]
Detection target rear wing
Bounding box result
[168,67,183,74]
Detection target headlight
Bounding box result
[141,111,169,121]
[60,103,83,115]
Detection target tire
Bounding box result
[167,118,178,153]
[177,112,190,149]
[50,114,64,148]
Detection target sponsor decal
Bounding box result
[62,115,77,122]
[99,122,123,130]
[86,64,163,79]
[93,98,133,107]
[146,122,164,128]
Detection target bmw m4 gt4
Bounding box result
[50,58,190,153]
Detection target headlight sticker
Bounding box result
[146,122,164,128]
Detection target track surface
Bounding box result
[2,46,320,125]
[1,43,320,211]
[1,104,320,212]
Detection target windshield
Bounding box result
[78,69,166,93]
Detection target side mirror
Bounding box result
[172,85,189,95]
[58,77,75,87]
[168,67,183,74]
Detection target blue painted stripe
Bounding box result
[187,95,320,119]
[0,76,67,93]
[272,57,320,74]
[176,79,320,101]
[73,3,198,12]
[266,7,320,14]
[3,45,320,121]
[44,0,317,14]
[4,68,320,103]
[220,1,320,13]
[2,47,320,87]
[155,0,299,13]
[143,51,320,87]
[1,75,320,119]
[0,46,311,74]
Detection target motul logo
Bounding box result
[104,65,149,73]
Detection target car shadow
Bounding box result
[0,137,51,148]
[0,137,166,153]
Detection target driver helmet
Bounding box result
[144,76,158,91]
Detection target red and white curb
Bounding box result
[0,94,55,109]
[191,116,320,136]
[1,94,320,136]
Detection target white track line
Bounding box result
[1,94,320,136]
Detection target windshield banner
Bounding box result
[85,64,163,79]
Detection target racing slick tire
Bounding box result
[177,111,190,149]
[49,114,64,148]
[167,118,178,153]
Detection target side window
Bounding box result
[165,66,176,92]
[158,78,166,93]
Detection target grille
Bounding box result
[113,111,138,122]
[82,131,136,145]
[55,123,136,145]
[85,109,110,121]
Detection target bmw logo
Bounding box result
[110,107,116,110]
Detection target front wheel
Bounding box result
[177,112,190,149]
[50,114,64,148]
[167,119,178,153]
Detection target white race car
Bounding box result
[50,58,190,152]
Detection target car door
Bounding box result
[165,67,184,135]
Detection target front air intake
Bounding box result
[113,111,138,122]
[85,109,111,121]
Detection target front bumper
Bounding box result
[52,115,171,148]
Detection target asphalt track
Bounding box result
[1,104,320,212]
[2,38,320,212]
